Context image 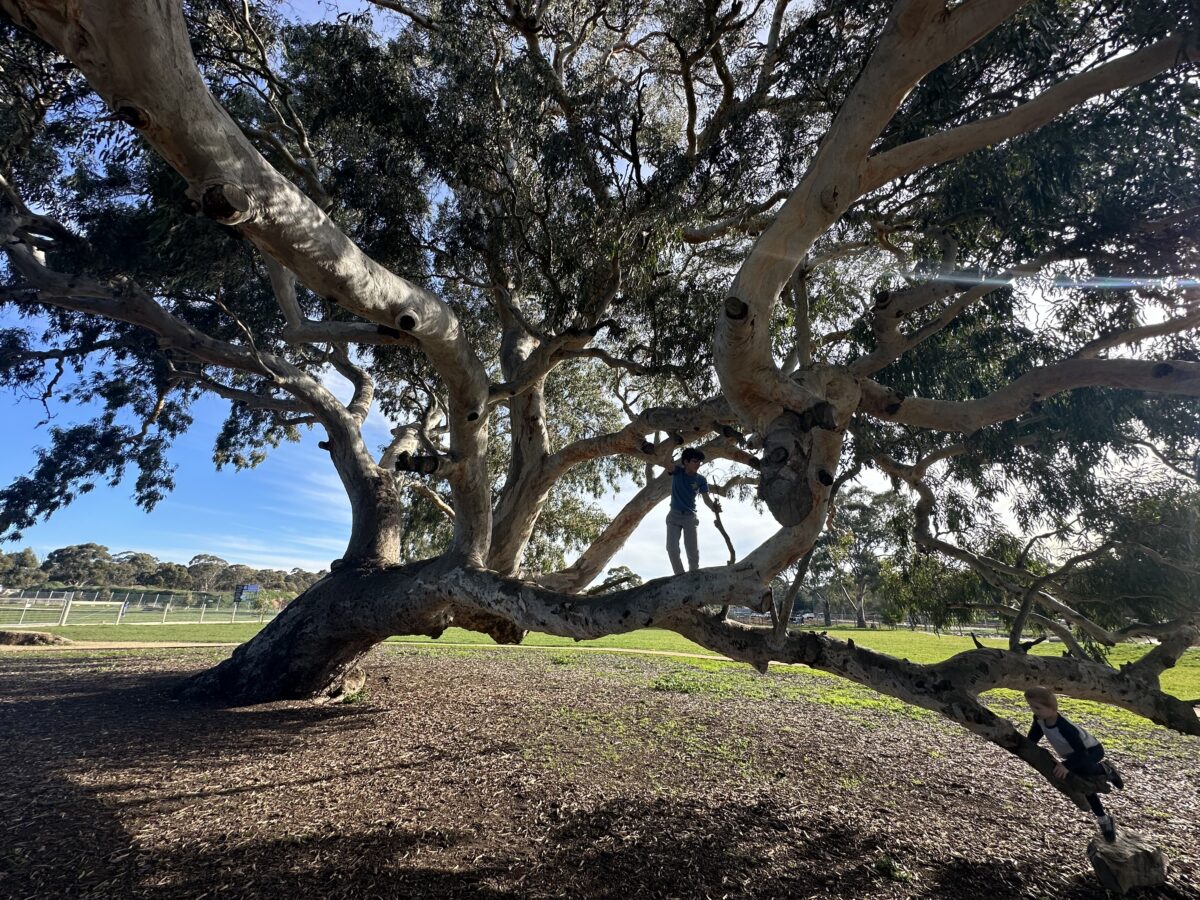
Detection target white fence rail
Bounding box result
[0,589,279,628]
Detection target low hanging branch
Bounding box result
[660,609,1199,804]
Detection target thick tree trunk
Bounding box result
[177,562,445,705]
[855,580,868,628]
[488,327,551,575]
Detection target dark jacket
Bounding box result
[1028,713,1105,773]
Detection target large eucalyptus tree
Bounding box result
[2,0,1198,829]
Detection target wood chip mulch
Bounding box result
[1,646,1197,899]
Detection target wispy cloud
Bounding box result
[260,457,353,527]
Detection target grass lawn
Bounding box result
[19,620,1199,701]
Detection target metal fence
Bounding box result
[0,589,280,628]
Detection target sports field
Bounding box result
[16,621,1199,701]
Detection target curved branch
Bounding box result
[1072,305,1200,360]
[717,0,1029,428]
[682,189,789,244]
[661,609,1198,806]
[861,32,1195,194]
[860,358,1200,432]
[536,472,671,593]
[544,396,736,479]
[3,0,493,561]
[405,480,455,521]
[851,251,1067,377]
[432,564,770,640]
[3,236,400,564]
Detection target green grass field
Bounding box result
[18,620,1199,700]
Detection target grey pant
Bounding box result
[666,509,700,575]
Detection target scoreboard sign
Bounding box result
[233,584,261,603]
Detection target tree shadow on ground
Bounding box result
[521,797,889,899]
[0,659,886,900]
[921,856,1195,900]
[3,656,1196,899]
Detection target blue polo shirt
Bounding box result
[670,467,708,515]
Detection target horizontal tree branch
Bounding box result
[1072,304,1200,360]
[860,358,1200,432]
[661,608,1197,806]
[682,189,790,243]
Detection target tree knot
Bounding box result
[200,183,254,225]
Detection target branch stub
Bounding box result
[724,297,749,320]
[200,183,253,225]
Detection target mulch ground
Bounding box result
[1,646,1197,899]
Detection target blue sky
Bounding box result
[0,364,779,577]
[0,0,784,579]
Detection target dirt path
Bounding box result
[2,646,1198,899]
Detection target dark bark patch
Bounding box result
[113,105,148,128]
[724,297,748,320]
[200,183,252,224]
[397,314,418,331]
[758,410,816,526]
[1153,363,1174,378]
[395,452,441,474]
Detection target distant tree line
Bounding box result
[0,543,326,596]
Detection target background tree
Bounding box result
[2,0,1199,855]
[186,554,229,594]
[877,553,985,630]
[111,550,162,586]
[40,543,114,587]
[819,487,906,627]
[0,548,46,589]
[218,563,257,591]
[149,561,192,590]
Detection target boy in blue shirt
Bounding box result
[664,448,722,575]
[1025,686,1124,841]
